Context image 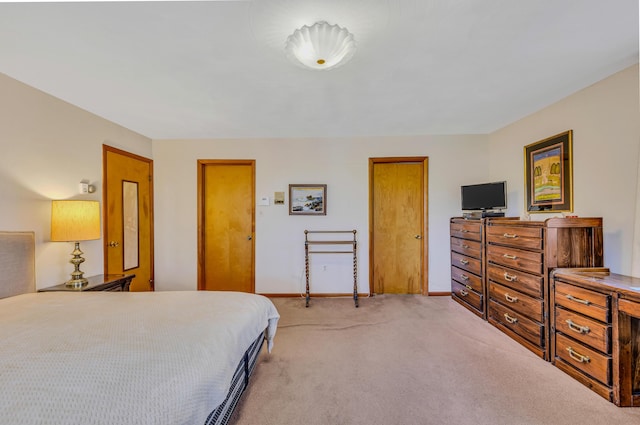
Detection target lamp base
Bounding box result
[65,241,89,287]
[65,277,89,288]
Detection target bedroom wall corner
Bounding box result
[0,73,152,289]
[488,63,640,276]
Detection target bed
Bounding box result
[0,231,279,425]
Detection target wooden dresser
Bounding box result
[551,268,640,406]
[485,218,603,360]
[450,218,487,318]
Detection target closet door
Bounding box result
[370,157,428,295]
[197,160,255,292]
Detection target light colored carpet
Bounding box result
[229,295,640,425]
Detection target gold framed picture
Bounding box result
[524,130,573,213]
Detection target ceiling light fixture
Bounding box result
[285,21,356,70]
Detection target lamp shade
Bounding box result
[285,21,356,70]
[51,200,101,242]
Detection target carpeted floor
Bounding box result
[229,295,640,425]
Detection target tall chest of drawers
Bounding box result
[485,217,603,360]
[450,218,486,318]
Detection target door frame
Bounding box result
[368,157,429,295]
[196,159,256,291]
[102,144,155,290]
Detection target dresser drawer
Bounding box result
[451,265,482,293]
[555,281,610,323]
[486,224,543,250]
[555,332,611,386]
[452,280,483,311]
[489,299,544,347]
[451,251,482,276]
[486,244,542,275]
[450,237,482,259]
[487,264,543,298]
[450,221,482,242]
[555,307,611,353]
[490,281,543,322]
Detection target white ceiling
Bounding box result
[0,0,638,140]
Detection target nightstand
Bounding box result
[39,274,135,292]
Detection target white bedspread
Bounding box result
[0,291,279,425]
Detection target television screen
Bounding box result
[461,181,507,211]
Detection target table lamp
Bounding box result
[51,200,101,287]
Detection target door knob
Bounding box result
[108,241,120,247]
[247,236,252,240]
[414,235,422,239]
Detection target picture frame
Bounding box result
[524,130,573,213]
[289,184,327,215]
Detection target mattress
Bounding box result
[0,290,279,425]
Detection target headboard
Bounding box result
[0,231,35,298]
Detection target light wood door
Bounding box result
[103,145,154,291]
[198,160,255,292]
[370,157,428,294]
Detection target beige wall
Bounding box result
[2,62,637,292]
[0,72,152,288]
[152,64,640,293]
[489,64,640,275]
[152,135,491,293]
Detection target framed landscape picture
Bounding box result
[289,184,326,215]
[524,130,573,213]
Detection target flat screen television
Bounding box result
[461,181,507,211]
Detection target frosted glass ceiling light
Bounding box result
[285,21,356,70]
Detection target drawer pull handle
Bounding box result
[460,274,469,281]
[503,254,517,260]
[566,347,590,364]
[460,229,469,233]
[503,233,518,238]
[503,313,518,324]
[462,244,470,249]
[459,259,469,265]
[504,293,518,303]
[566,319,590,335]
[565,294,591,306]
[465,285,473,290]
[504,272,517,282]
[459,289,468,297]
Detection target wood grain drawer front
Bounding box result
[451,252,482,276]
[486,225,543,250]
[556,332,611,386]
[490,282,543,322]
[451,266,482,293]
[450,221,482,242]
[450,237,482,259]
[555,281,610,322]
[555,307,611,354]
[452,280,482,311]
[487,264,543,298]
[486,244,542,275]
[489,300,544,347]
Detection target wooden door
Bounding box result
[198,160,255,292]
[103,145,154,291]
[370,157,428,295]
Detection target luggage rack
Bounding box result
[304,230,358,307]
